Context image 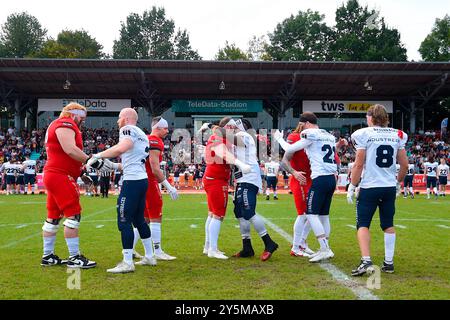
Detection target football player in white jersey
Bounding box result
[88,108,156,273]
[347,104,408,275]
[403,160,415,199]
[423,156,439,199]
[274,112,338,263]
[228,118,279,261]
[3,159,18,195]
[437,158,449,196]
[22,156,38,195]
[14,161,25,194]
[264,158,280,200]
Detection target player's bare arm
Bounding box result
[55,127,89,163]
[280,152,306,185]
[351,149,366,186]
[149,149,165,183]
[98,138,133,158]
[396,149,408,183]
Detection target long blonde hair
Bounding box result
[367,104,389,127]
[59,102,86,119]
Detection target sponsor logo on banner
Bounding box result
[38,99,131,112]
[303,101,393,113]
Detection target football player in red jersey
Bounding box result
[132,116,179,261]
[200,119,251,259]
[41,103,103,268]
[281,122,315,257]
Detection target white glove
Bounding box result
[198,122,211,134]
[273,130,284,142]
[99,159,119,173]
[347,183,357,204]
[235,159,252,174]
[86,154,104,170]
[396,182,401,197]
[196,144,206,157]
[162,179,178,200]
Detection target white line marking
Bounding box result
[259,214,380,300]
[395,225,407,229]
[235,224,240,229]
[0,207,114,249]
[346,224,356,229]
[436,225,450,229]
[15,224,28,229]
[95,225,104,229]
[190,224,198,229]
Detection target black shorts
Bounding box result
[89,176,99,186]
[439,176,448,185]
[307,175,336,216]
[24,174,36,185]
[6,175,15,185]
[356,187,396,230]
[426,177,437,188]
[16,176,24,185]
[114,174,122,185]
[403,175,413,188]
[266,176,278,189]
[234,183,258,220]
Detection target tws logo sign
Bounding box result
[303,101,393,113]
[38,99,132,112]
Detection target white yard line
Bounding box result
[346,224,357,229]
[395,225,407,229]
[436,225,450,229]
[258,214,380,301]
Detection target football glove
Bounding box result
[86,154,104,170]
[80,174,93,186]
[273,129,284,142]
[162,180,179,200]
[347,183,357,204]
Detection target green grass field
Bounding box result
[0,193,449,300]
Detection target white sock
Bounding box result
[204,216,212,249]
[362,255,371,262]
[319,215,331,239]
[306,215,327,249]
[300,217,312,248]
[208,218,222,251]
[433,187,438,195]
[403,187,407,196]
[409,187,413,195]
[122,249,133,265]
[249,215,268,237]
[65,237,80,257]
[150,222,162,254]
[132,228,140,250]
[141,237,154,259]
[427,188,430,196]
[274,191,277,197]
[318,237,329,250]
[238,218,251,239]
[384,232,396,264]
[266,190,270,196]
[293,215,306,248]
[43,234,56,256]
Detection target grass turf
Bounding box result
[0,193,448,300]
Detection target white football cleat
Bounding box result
[107,261,135,273]
[135,256,157,266]
[309,249,334,263]
[300,245,315,256]
[133,250,144,260]
[208,249,228,260]
[155,251,177,261]
[203,247,225,255]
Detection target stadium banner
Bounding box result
[171,100,263,113]
[303,100,393,113]
[38,99,131,112]
[37,173,44,189]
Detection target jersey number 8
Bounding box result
[376,145,394,168]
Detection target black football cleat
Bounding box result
[41,253,67,266]
[351,259,375,276]
[67,254,97,269]
[381,261,394,273]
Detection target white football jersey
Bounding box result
[119,125,149,181]
[438,164,449,177]
[406,164,415,176]
[23,160,37,174]
[265,161,280,177]
[234,131,262,189]
[351,127,407,188]
[16,164,24,175]
[423,162,438,177]
[3,162,17,176]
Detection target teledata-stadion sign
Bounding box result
[38,99,132,112]
[303,100,393,113]
[171,100,263,113]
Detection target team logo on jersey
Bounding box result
[122,130,131,136]
[301,133,307,139]
[397,130,404,139]
[149,140,158,145]
[62,122,73,127]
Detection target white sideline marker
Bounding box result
[259,214,380,301]
[190,224,198,229]
[15,224,28,229]
[395,225,407,229]
[436,225,450,229]
[346,224,356,229]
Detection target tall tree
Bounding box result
[0,12,47,58]
[113,7,200,60]
[419,15,450,61]
[33,30,105,59]
[267,9,333,61]
[247,35,271,61]
[331,0,407,61]
[215,41,249,61]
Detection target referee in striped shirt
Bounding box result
[100,169,112,198]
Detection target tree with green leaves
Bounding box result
[33,30,105,59]
[247,35,271,61]
[113,7,200,60]
[331,0,407,61]
[266,9,333,61]
[215,41,249,61]
[0,12,47,58]
[419,15,450,61]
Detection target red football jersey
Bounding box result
[286,132,312,182]
[204,134,231,181]
[145,134,164,182]
[44,117,83,179]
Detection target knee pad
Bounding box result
[63,214,81,229]
[42,219,60,233]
